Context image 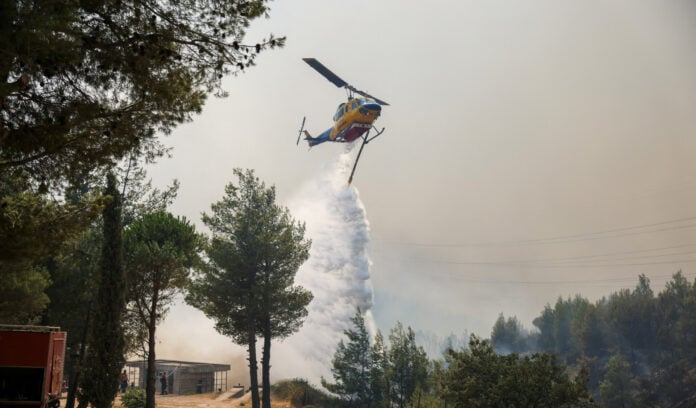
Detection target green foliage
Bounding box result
[79,173,127,408]
[369,331,389,406]
[120,388,146,408]
[41,166,180,408]
[0,173,104,264]
[606,275,658,356]
[387,322,430,408]
[323,316,431,408]
[408,386,444,408]
[1,0,284,188]
[599,354,640,407]
[123,210,202,408]
[0,261,50,323]
[43,221,102,408]
[124,211,202,309]
[0,172,104,323]
[675,278,696,355]
[499,272,696,405]
[491,313,528,354]
[187,169,311,408]
[188,168,312,344]
[576,304,607,358]
[0,0,283,323]
[322,310,374,406]
[271,379,339,408]
[439,335,595,407]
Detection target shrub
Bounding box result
[121,388,146,408]
[271,378,339,407]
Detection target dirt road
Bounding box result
[151,392,292,408]
[61,392,293,408]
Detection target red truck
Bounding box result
[0,325,67,408]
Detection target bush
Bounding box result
[271,378,339,407]
[121,388,146,408]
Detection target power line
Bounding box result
[426,271,695,286]
[508,243,696,265]
[407,249,696,268]
[407,256,696,269]
[376,216,696,248]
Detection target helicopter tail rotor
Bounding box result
[296,117,306,146]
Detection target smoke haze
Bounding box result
[157,147,376,386]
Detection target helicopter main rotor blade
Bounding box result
[303,58,348,88]
[347,86,390,106]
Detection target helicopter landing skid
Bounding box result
[348,126,385,184]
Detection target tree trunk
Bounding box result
[261,319,272,408]
[66,303,92,408]
[248,329,260,408]
[145,281,160,408]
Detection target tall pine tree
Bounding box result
[322,310,374,406]
[124,211,202,408]
[187,169,311,408]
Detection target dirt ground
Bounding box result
[61,392,293,408]
[148,392,292,408]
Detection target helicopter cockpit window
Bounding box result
[334,104,345,121]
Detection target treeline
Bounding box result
[490,272,696,406]
[323,311,595,407]
[321,272,696,407]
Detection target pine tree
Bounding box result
[599,354,640,407]
[439,335,595,407]
[187,169,311,408]
[323,310,374,406]
[387,323,430,408]
[370,331,389,406]
[124,211,202,408]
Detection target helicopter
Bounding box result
[297,58,388,184]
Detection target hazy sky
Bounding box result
[149,0,696,371]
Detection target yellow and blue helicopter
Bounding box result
[297,58,388,183]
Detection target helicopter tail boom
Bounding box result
[305,128,333,147]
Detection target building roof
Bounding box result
[125,359,230,373]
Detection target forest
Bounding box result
[490,272,696,407]
[318,272,696,407]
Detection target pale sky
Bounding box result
[149,0,696,369]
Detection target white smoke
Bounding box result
[272,146,376,385]
[156,147,376,387]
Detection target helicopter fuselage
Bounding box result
[329,97,382,143]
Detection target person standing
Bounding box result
[160,372,168,395]
[120,370,128,394]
